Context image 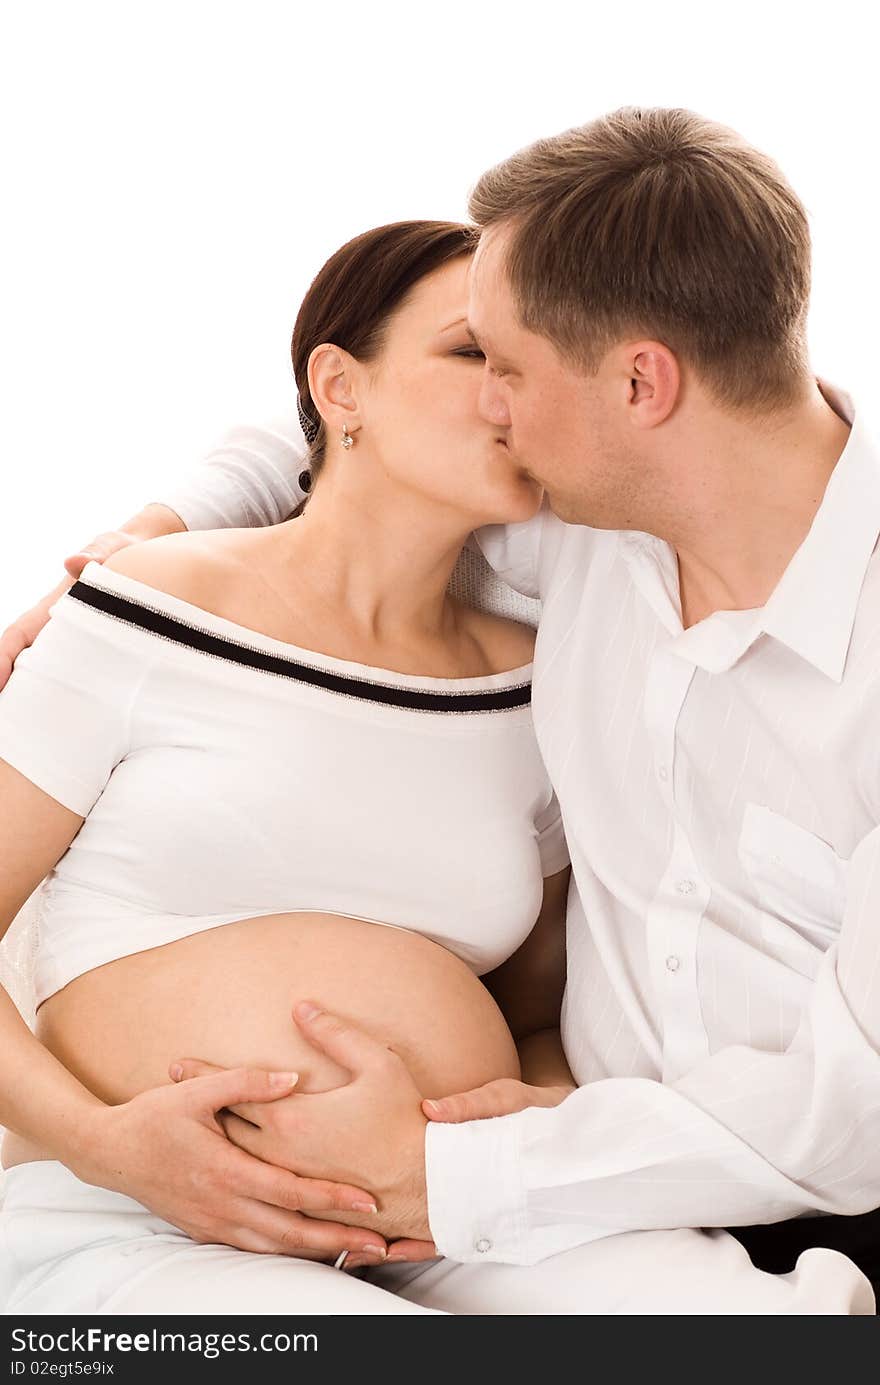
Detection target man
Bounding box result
[3,107,879,1312]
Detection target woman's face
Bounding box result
[355,255,544,527]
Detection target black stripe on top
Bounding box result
[68,580,532,714]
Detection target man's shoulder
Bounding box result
[473,499,608,600]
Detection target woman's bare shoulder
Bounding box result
[101,529,257,607]
[455,605,537,672]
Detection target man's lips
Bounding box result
[493,436,537,483]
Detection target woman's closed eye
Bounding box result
[452,347,486,361]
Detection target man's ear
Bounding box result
[308,344,360,426]
[627,342,680,427]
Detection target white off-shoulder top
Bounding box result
[0,561,568,1006]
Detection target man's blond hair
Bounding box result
[469,107,812,412]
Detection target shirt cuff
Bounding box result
[424,1112,528,1264]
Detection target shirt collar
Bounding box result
[618,380,880,683]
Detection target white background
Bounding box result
[1,0,877,623]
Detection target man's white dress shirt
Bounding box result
[162,380,880,1267]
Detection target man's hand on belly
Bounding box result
[171,1000,432,1243]
[423,1078,575,1124]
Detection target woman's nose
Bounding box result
[478,370,511,427]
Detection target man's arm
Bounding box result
[424,826,880,1264]
[158,413,310,532]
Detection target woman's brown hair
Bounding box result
[468,107,812,414]
[291,220,478,506]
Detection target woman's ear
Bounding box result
[308,344,360,429]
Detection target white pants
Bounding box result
[0,1162,874,1316]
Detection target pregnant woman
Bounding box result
[0,220,575,1315]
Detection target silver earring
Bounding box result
[341,424,354,451]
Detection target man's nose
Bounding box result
[478,369,511,427]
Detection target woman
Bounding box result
[0,221,575,1314]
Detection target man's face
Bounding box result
[467,224,634,528]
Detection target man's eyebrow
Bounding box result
[468,325,513,367]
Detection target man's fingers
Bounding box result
[423,1080,572,1124]
[422,1079,531,1124]
[170,1057,224,1083]
[421,1087,492,1123]
[345,1238,437,1271]
[0,624,28,665]
[220,1110,271,1147]
[292,1001,389,1079]
[64,554,95,579]
[181,1063,300,1114]
[64,530,138,578]
[0,630,26,691]
[0,575,76,691]
[384,1237,439,1264]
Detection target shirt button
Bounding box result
[676,879,696,895]
[658,766,669,782]
[475,1237,492,1254]
[665,955,681,972]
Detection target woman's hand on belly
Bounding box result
[79,1063,391,1264]
[172,1001,434,1243]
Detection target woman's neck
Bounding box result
[265,477,475,650]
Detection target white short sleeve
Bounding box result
[0,590,154,816]
[535,791,569,876]
[159,411,310,531]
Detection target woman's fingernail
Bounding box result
[269,1071,299,1089]
[295,1001,322,1021]
[361,1244,387,1260]
[424,1099,443,1115]
[385,1251,408,1263]
[170,1063,183,1081]
[351,1201,378,1214]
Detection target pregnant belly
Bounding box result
[2,912,520,1168]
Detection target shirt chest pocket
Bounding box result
[737,802,848,948]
